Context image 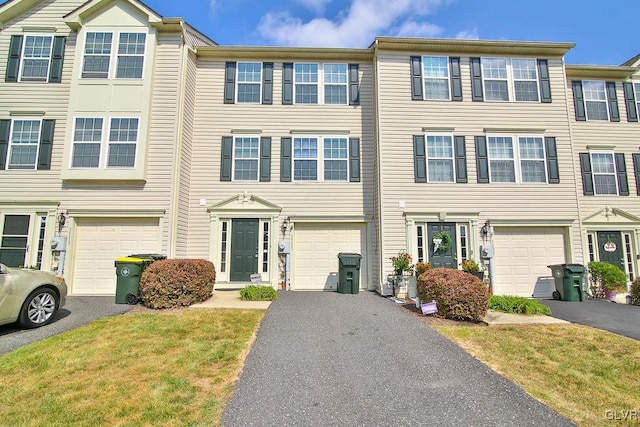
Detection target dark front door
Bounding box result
[230,219,259,282]
[597,231,625,272]
[427,222,457,269]
[0,215,30,267]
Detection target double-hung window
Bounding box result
[292,136,349,181]
[72,117,138,168]
[7,120,41,169]
[422,56,450,100]
[294,64,319,104]
[72,118,103,167]
[81,31,146,79]
[487,136,547,183]
[233,137,259,181]
[236,62,262,103]
[583,81,609,120]
[590,153,618,195]
[633,82,640,118]
[323,137,348,180]
[108,118,138,167]
[293,137,318,180]
[425,135,454,182]
[512,59,539,102]
[20,35,53,82]
[482,58,509,101]
[324,64,348,104]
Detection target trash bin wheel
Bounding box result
[126,293,139,305]
[552,291,561,300]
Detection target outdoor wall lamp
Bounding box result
[57,211,66,234]
[480,219,493,239]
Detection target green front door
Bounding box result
[230,219,259,282]
[427,222,457,269]
[597,231,625,272]
[0,215,30,267]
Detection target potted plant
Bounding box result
[390,252,413,276]
[461,259,484,280]
[414,261,431,277]
[588,261,627,301]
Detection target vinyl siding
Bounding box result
[189,59,376,264]
[376,52,584,272]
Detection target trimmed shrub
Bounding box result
[417,268,489,321]
[630,278,640,306]
[488,295,552,315]
[588,261,627,293]
[140,259,216,309]
[240,285,277,301]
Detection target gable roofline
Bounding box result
[622,53,640,67]
[0,0,39,28]
[64,0,162,30]
[372,37,575,57]
[565,64,636,80]
[183,21,217,47]
[196,45,373,61]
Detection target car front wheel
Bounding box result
[18,288,59,329]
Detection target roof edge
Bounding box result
[565,64,636,80]
[196,45,374,61]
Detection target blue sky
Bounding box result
[143,0,639,66]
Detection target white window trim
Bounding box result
[487,134,548,184]
[623,233,635,282]
[231,135,260,182]
[18,34,53,83]
[291,135,349,182]
[589,151,619,196]
[115,32,146,79]
[235,61,263,104]
[457,224,468,264]
[633,82,640,119]
[80,30,147,80]
[323,63,348,105]
[424,133,455,183]
[481,57,541,103]
[583,80,610,121]
[70,116,139,169]
[421,55,451,101]
[6,118,42,171]
[292,63,349,105]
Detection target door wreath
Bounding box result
[432,231,452,253]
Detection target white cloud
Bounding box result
[258,0,450,47]
[455,28,479,39]
[209,0,217,13]
[296,0,333,13]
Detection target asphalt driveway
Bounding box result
[221,291,573,426]
[542,298,640,340]
[0,296,133,355]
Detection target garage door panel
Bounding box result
[72,218,160,295]
[493,227,565,298]
[294,223,366,291]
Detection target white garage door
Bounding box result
[72,218,161,295]
[493,227,566,298]
[293,223,367,291]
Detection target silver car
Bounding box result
[0,264,67,329]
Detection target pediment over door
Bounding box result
[582,207,640,225]
[207,192,282,217]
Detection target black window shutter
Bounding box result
[49,36,66,83]
[450,57,462,101]
[282,63,293,105]
[224,62,236,104]
[349,137,360,182]
[260,137,271,182]
[454,135,467,183]
[579,153,594,195]
[537,59,552,103]
[545,137,559,184]
[6,35,23,82]
[475,136,489,183]
[262,62,273,105]
[37,120,55,170]
[470,57,484,101]
[615,153,629,196]
[349,64,360,105]
[623,82,638,122]
[280,137,292,181]
[606,81,620,122]
[572,81,586,121]
[632,153,640,195]
[220,136,232,181]
[0,120,10,169]
[413,135,426,183]
[410,56,423,100]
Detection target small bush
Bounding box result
[588,261,627,293]
[240,285,277,301]
[140,259,216,309]
[488,295,552,315]
[417,268,489,321]
[630,278,640,306]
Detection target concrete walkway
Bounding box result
[220,291,573,426]
[191,289,272,310]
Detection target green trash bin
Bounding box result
[338,253,362,294]
[548,264,586,302]
[115,257,149,305]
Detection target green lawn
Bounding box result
[0,309,264,426]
